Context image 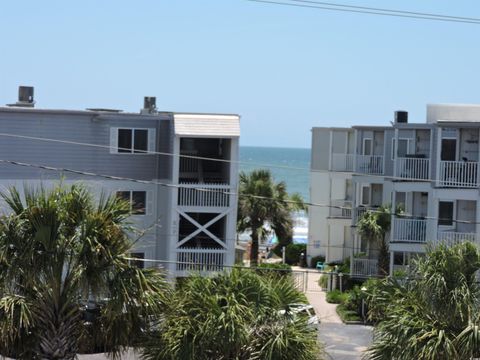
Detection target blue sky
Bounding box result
[1,0,480,148]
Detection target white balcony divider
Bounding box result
[178,182,230,207]
[329,199,353,218]
[356,155,384,175]
[437,231,478,246]
[176,247,226,272]
[439,161,478,188]
[351,258,378,277]
[331,153,354,172]
[395,157,429,180]
[393,218,427,243]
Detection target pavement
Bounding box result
[304,271,373,360]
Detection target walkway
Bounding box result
[305,272,373,360]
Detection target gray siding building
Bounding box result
[0,87,240,276]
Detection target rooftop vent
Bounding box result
[141,96,157,114]
[395,110,408,124]
[7,86,35,108]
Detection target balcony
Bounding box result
[395,157,429,181]
[392,218,427,243]
[329,199,353,218]
[351,258,378,277]
[178,183,230,207]
[175,248,226,275]
[437,231,479,247]
[356,155,384,175]
[438,161,478,188]
[331,153,355,172]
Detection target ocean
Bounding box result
[239,146,310,245]
[239,146,310,201]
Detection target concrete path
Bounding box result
[305,272,373,360]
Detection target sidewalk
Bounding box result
[306,290,373,360]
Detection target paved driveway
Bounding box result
[305,272,373,360]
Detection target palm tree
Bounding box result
[356,205,391,276]
[364,242,480,360]
[0,184,169,359]
[238,169,305,266]
[141,268,320,360]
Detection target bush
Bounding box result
[284,243,306,265]
[326,289,349,304]
[336,304,361,322]
[318,274,328,289]
[310,255,325,268]
[256,263,292,277]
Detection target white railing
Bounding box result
[437,231,479,247]
[331,153,355,172]
[356,155,384,175]
[439,161,478,188]
[329,199,353,218]
[393,218,427,243]
[176,248,226,272]
[351,258,378,277]
[395,157,429,180]
[178,182,230,207]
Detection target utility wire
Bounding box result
[1,158,480,226]
[246,0,480,25]
[288,0,480,23]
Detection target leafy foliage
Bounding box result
[141,268,321,360]
[237,170,304,266]
[364,242,480,360]
[0,184,169,358]
[356,205,391,275]
[326,290,349,304]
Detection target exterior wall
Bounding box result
[0,107,240,274]
[311,128,330,171]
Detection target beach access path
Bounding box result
[301,270,374,360]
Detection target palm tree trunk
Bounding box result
[378,235,390,276]
[250,228,259,267]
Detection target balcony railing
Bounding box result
[331,153,355,172]
[175,248,226,273]
[437,231,479,246]
[356,155,384,175]
[438,161,478,188]
[329,199,353,218]
[178,183,230,207]
[393,218,427,243]
[351,258,378,277]
[395,157,429,181]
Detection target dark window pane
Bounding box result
[130,252,145,269]
[116,191,131,210]
[441,139,456,161]
[118,129,132,153]
[134,129,148,153]
[132,191,146,215]
[438,201,454,226]
[393,252,404,265]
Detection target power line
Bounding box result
[1,158,480,226]
[288,0,480,23]
[246,0,480,25]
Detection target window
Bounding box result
[361,186,370,206]
[438,201,454,226]
[117,191,147,215]
[441,138,456,161]
[110,128,155,154]
[130,252,145,269]
[363,138,372,155]
[391,138,411,159]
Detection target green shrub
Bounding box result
[318,274,328,289]
[284,243,306,265]
[256,263,292,277]
[310,255,325,268]
[336,304,361,322]
[326,289,349,304]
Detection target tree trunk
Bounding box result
[378,235,390,276]
[250,228,259,267]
